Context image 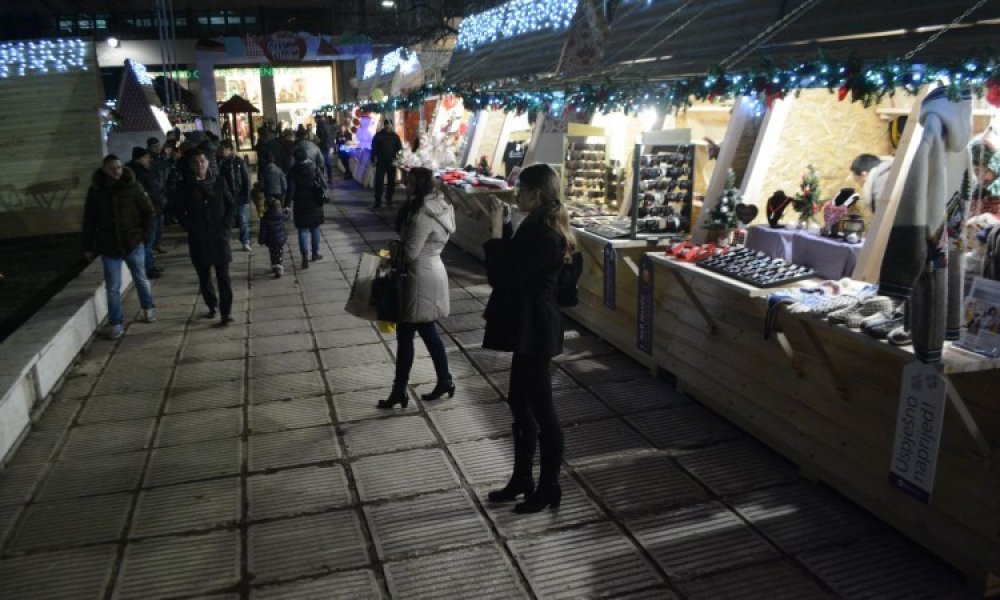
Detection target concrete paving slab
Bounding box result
[409,351,479,385]
[250,350,319,378]
[35,396,83,431]
[248,465,352,521]
[487,367,576,397]
[449,436,518,486]
[353,448,460,502]
[0,503,21,543]
[179,339,247,363]
[0,544,116,599]
[251,318,311,338]
[438,313,487,334]
[626,501,778,580]
[559,354,649,386]
[480,474,604,539]
[61,418,156,457]
[131,477,240,538]
[251,294,306,310]
[507,520,664,599]
[332,387,420,422]
[0,463,46,506]
[173,358,244,387]
[420,375,501,410]
[385,544,528,599]
[589,377,691,414]
[248,510,369,583]
[448,329,484,348]
[731,483,884,555]
[77,390,163,424]
[248,426,340,471]
[551,335,618,362]
[93,366,173,395]
[254,305,307,322]
[155,407,243,447]
[563,418,654,466]
[428,402,513,443]
[799,533,972,600]
[115,530,240,599]
[251,569,383,599]
[249,370,327,404]
[249,396,332,433]
[325,363,398,393]
[464,347,513,373]
[364,489,493,561]
[551,386,615,424]
[250,332,315,355]
[625,405,743,449]
[342,415,437,457]
[145,437,242,486]
[52,373,98,400]
[310,314,369,333]
[10,492,132,551]
[679,560,835,599]
[166,378,245,413]
[319,343,392,370]
[3,430,63,465]
[36,451,146,501]
[576,453,708,517]
[314,326,382,349]
[676,440,799,496]
[449,297,485,315]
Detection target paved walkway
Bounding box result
[0,183,973,599]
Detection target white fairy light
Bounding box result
[378,47,421,76]
[0,38,88,79]
[456,0,579,52]
[363,58,378,80]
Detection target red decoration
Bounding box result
[442,95,459,110]
[350,126,357,134]
[837,85,849,102]
[987,80,1000,108]
[352,118,360,127]
[354,108,363,118]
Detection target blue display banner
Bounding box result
[604,243,617,310]
[637,254,654,354]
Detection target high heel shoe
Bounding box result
[421,379,455,401]
[487,475,534,503]
[513,484,561,513]
[376,389,408,409]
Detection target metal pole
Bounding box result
[156,0,171,107]
[167,0,178,110]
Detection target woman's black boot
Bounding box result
[488,424,536,502]
[421,378,456,400]
[514,429,563,513]
[514,484,562,513]
[376,388,408,409]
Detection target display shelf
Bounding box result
[630,142,696,236]
[564,137,618,218]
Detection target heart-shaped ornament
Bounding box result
[735,203,758,225]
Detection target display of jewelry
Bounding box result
[565,141,614,216]
[633,144,696,234]
[698,247,815,287]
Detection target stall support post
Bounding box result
[629,143,640,238]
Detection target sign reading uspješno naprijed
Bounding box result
[888,362,947,504]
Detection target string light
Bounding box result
[380,47,420,76]
[456,0,579,52]
[0,38,88,79]
[362,58,378,80]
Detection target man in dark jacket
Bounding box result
[371,119,403,209]
[82,155,157,339]
[173,148,237,326]
[219,140,252,252]
[127,147,163,279]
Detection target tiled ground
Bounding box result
[0,183,975,599]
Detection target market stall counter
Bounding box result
[647,252,1000,596]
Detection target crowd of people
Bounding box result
[82,123,577,515]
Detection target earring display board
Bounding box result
[631,143,695,237]
[564,136,615,217]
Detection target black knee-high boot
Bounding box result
[515,428,563,513]
[488,424,536,502]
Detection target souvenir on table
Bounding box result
[698,247,815,287]
[632,143,695,235]
[766,190,791,228]
[792,164,821,229]
[822,188,859,237]
[704,168,741,244]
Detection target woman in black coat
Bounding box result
[483,163,576,513]
[173,148,236,326]
[286,147,326,269]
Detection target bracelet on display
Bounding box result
[697,247,815,287]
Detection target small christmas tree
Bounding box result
[793,164,821,225]
[706,168,741,229]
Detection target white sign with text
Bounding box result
[888,362,947,503]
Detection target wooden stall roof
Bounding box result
[448,0,1000,84]
[218,94,258,114]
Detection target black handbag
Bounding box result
[373,240,406,322]
[556,251,584,307]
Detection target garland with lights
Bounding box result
[0,38,89,79]
[317,50,1000,118]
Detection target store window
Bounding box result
[273,67,334,131]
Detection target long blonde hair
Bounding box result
[518,163,576,261]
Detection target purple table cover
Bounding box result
[746,226,862,280]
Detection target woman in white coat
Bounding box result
[378,167,457,409]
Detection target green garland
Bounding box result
[317,50,1000,117]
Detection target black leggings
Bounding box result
[193,260,232,317]
[506,352,561,442]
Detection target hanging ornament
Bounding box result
[987,80,1000,108]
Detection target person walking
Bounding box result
[286,147,325,269]
[258,150,287,214]
[335,124,354,181]
[82,154,157,339]
[258,196,289,278]
[377,167,456,409]
[173,148,237,326]
[371,119,402,209]
[149,140,176,252]
[126,147,163,279]
[483,163,576,513]
[219,140,252,252]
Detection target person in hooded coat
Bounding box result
[286,147,326,269]
[378,167,456,409]
[173,147,237,326]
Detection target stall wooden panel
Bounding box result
[649,256,1000,596]
[440,186,516,261]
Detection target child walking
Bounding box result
[258,196,289,277]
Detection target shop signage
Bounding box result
[264,32,306,62]
[637,254,654,354]
[604,243,616,309]
[888,362,947,504]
